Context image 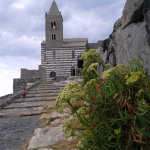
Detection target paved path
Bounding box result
[0,81,64,150]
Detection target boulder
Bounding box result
[115,22,150,77]
[28,124,73,149]
[121,0,147,29]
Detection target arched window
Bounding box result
[52,34,56,40]
[50,71,56,78]
[51,21,56,28]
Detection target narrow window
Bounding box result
[54,21,56,27]
[51,22,53,28]
[72,50,75,58]
[52,34,56,40]
[54,34,56,40]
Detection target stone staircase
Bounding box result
[0,81,64,118]
[0,81,77,150]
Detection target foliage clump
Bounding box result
[55,51,150,150]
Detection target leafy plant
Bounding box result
[55,53,150,150]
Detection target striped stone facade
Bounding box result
[40,1,99,81]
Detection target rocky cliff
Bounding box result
[97,0,150,78]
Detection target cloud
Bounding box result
[0,0,127,96]
[0,56,40,96]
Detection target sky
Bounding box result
[0,0,126,97]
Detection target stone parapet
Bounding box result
[0,81,41,110]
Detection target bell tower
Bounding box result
[45,0,63,48]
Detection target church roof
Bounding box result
[48,0,61,16]
[63,38,88,47]
[41,41,46,44]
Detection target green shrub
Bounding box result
[55,53,150,150]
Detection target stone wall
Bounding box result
[13,78,27,94]
[86,43,100,51]
[97,0,150,78]
[39,65,46,81]
[0,81,40,110]
[21,68,40,79]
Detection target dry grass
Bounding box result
[51,137,81,150]
[71,100,84,113]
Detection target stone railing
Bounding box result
[0,80,41,110]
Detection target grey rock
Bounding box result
[116,22,150,78]
[143,0,150,47]
[121,0,147,29]
[102,50,108,64]
[67,76,80,80]
[109,52,116,68]
[28,124,73,150]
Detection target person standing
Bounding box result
[21,88,27,100]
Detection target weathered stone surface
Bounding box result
[116,22,150,77]
[54,81,69,87]
[102,50,108,64]
[109,52,116,68]
[121,0,147,29]
[102,38,110,52]
[50,118,68,125]
[143,0,150,47]
[67,76,80,80]
[28,124,72,150]
[38,148,53,150]
[40,108,71,119]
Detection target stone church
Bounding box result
[20,0,100,82]
[40,0,100,81]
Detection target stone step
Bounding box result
[14,97,57,103]
[35,85,61,88]
[0,110,48,117]
[20,93,59,98]
[27,90,62,94]
[31,87,64,90]
[3,101,56,109]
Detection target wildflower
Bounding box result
[87,63,98,72]
[84,115,89,119]
[135,89,143,98]
[67,129,75,137]
[114,128,121,134]
[101,68,114,79]
[105,63,110,67]
[126,71,142,85]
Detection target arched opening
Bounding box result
[78,60,83,68]
[50,71,56,78]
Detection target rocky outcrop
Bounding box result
[28,124,73,150]
[121,0,147,29]
[143,0,150,47]
[115,22,150,76]
[97,0,150,78]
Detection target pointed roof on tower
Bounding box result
[48,0,61,15]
